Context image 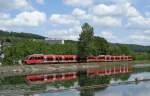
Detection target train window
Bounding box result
[76,57,81,61]
[65,74,73,77]
[31,78,44,81]
[37,57,44,60]
[128,57,132,59]
[65,58,73,60]
[56,57,62,60]
[29,57,35,60]
[106,57,110,59]
[65,58,68,60]
[56,75,62,78]
[69,58,73,60]
[111,57,114,59]
[47,58,53,61]
[48,75,53,79]
[98,57,105,59]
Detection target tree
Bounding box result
[108,44,132,55]
[78,23,94,61]
[3,39,78,65]
[89,36,109,55]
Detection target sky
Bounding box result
[0,0,150,45]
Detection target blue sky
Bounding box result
[0,0,150,45]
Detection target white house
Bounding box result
[45,38,64,44]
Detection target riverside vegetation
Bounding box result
[0,23,150,65]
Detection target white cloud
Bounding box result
[0,0,33,10]
[99,31,124,43]
[0,12,10,19]
[127,16,150,29]
[120,2,140,17]
[72,8,86,17]
[0,11,46,27]
[49,14,80,25]
[121,2,150,29]
[92,4,122,16]
[145,12,150,17]
[0,26,7,31]
[47,26,81,40]
[93,16,122,28]
[130,30,150,45]
[63,0,93,7]
[36,0,44,4]
[72,8,91,20]
[100,31,117,40]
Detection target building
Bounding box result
[45,38,64,44]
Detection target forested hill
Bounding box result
[65,40,150,53]
[0,30,45,39]
[112,43,150,53]
[126,44,150,53]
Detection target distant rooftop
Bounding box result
[45,38,64,44]
[45,38,64,40]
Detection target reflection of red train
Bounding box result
[26,72,78,84]
[22,54,133,64]
[26,65,132,84]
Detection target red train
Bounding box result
[22,54,133,64]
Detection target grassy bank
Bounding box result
[129,60,150,65]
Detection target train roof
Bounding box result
[29,54,78,57]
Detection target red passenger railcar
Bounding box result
[87,55,133,62]
[22,54,79,64]
[22,54,133,64]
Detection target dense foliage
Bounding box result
[0,30,45,40]
[3,39,77,65]
[78,23,94,59]
[1,23,150,65]
[89,36,109,55]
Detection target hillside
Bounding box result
[112,43,150,53]
[0,30,45,40]
[66,40,150,53]
[126,44,150,53]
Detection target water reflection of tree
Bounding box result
[111,73,131,81]
[133,67,150,73]
[48,79,77,89]
[0,75,26,85]
[78,75,111,96]
[78,73,131,96]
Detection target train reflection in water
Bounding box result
[1,64,150,96]
[26,64,132,84]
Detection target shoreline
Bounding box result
[0,60,149,77]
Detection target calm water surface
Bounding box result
[0,64,150,96]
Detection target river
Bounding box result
[0,63,150,96]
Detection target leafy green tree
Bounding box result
[3,39,78,65]
[78,23,94,61]
[108,44,132,56]
[90,36,109,55]
[117,44,132,55]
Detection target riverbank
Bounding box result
[0,62,128,77]
[0,60,150,77]
[129,60,150,64]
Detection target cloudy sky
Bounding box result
[0,0,150,45]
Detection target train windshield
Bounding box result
[24,56,32,60]
[25,56,44,60]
